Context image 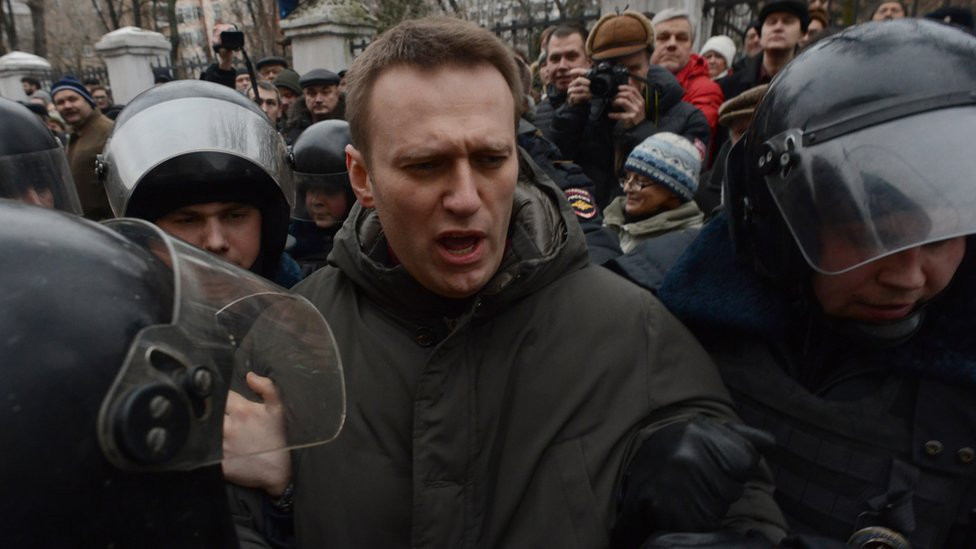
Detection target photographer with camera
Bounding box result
[200,23,244,89]
[549,11,709,209]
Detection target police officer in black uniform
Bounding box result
[288,120,356,277]
[0,202,344,547]
[99,80,301,286]
[658,20,976,548]
[0,96,82,213]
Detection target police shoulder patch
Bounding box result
[564,187,597,219]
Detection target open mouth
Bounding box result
[439,234,480,256]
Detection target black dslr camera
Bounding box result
[585,62,630,98]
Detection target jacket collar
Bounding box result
[328,148,589,321]
[604,198,703,237]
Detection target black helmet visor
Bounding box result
[0,148,82,214]
[761,106,976,274]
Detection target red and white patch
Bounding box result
[564,187,597,219]
[693,138,707,160]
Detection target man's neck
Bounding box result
[762,48,795,79]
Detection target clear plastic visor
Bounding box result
[97,219,344,471]
[104,97,294,216]
[291,171,351,226]
[766,107,976,274]
[0,148,82,214]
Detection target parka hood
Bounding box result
[645,64,685,113]
[328,149,590,319]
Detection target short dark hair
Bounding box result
[20,76,40,88]
[345,16,521,162]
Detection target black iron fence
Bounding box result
[36,65,111,90]
[704,0,759,43]
[150,53,279,81]
[492,11,602,61]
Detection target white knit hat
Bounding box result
[700,35,737,65]
[623,132,701,203]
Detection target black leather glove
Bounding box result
[610,420,774,549]
[639,531,772,548]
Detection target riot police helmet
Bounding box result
[290,119,355,229]
[0,201,344,545]
[99,80,295,279]
[726,19,976,282]
[0,96,82,213]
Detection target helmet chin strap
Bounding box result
[830,307,926,349]
[799,279,931,350]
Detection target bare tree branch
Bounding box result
[3,0,18,50]
[132,0,142,27]
[105,0,121,29]
[0,0,6,55]
[165,0,179,66]
[91,0,112,32]
[27,0,45,56]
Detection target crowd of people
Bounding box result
[3,1,976,547]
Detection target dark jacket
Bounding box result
[658,215,976,548]
[695,137,732,216]
[289,152,786,548]
[720,53,770,102]
[517,118,621,264]
[548,65,710,210]
[282,94,346,145]
[532,84,563,137]
[199,63,237,89]
[66,108,114,220]
[287,219,340,278]
[281,98,313,145]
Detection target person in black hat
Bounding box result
[234,67,251,92]
[273,68,301,123]
[256,56,288,81]
[300,69,343,122]
[282,69,343,144]
[722,0,808,100]
[52,75,114,219]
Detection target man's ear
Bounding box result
[346,144,374,208]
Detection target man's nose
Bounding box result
[876,247,927,290]
[201,218,231,256]
[442,164,481,217]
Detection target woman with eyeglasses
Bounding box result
[603,132,705,255]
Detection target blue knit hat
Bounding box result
[623,132,701,202]
[51,76,96,108]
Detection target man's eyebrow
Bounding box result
[392,142,514,162]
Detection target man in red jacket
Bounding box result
[650,9,724,141]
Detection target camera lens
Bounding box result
[590,76,612,98]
